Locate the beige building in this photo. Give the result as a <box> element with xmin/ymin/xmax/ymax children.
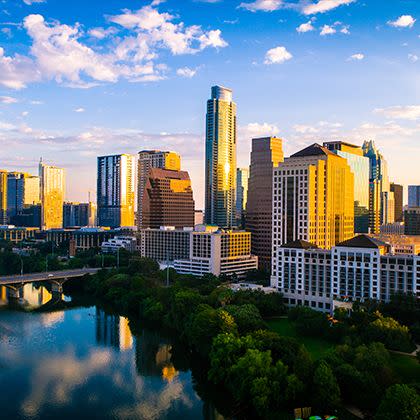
<box><xmin>246</xmin><ymin>137</ymin><xmax>284</xmax><ymax>271</ymax></box>
<box><xmin>39</xmin><ymin>161</ymin><xmax>65</xmax><ymax>230</ymax></box>
<box><xmin>138</xmin><ymin>151</ymin><xmax>181</xmax><ymax>229</ymax></box>
<box><xmin>272</xmin><ymin>143</ymin><xmax>354</xmax><ymax>281</ymax></box>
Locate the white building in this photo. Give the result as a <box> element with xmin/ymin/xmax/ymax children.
<box><xmin>101</xmin><ymin>236</ymin><xmax>137</xmax><ymax>253</ymax></box>
<box><xmin>174</xmin><ymin>226</ymin><xmax>258</xmax><ymax>278</ymax></box>
<box><xmin>271</xmin><ymin>235</ymin><xmax>419</xmax><ymax>313</ymax></box>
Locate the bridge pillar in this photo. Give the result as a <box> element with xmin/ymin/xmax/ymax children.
<box><xmin>51</xmin><ymin>282</ymin><xmax>63</xmax><ymax>294</ymax></box>
<box><xmin>7</xmin><ymin>288</ymin><xmax>20</xmax><ymax>300</ymax></box>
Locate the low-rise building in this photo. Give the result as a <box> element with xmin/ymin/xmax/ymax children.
<box><xmin>101</xmin><ymin>236</ymin><xmax>137</xmax><ymax>253</ymax></box>
<box><xmin>0</xmin><ymin>225</ymin><xmax>38</xmax><ymax>243</ymax></box>
<box><xmin>271</xmin><ymin>235</ymin><xmax>419</xmax><ymax>313</ymax></box>
<box><xmin>174</xmin><ymin>227</ymin><xmax>258</xmax><ymax>278</ymax></box>
<box><xmin>380</xmin><ymin>222</ymin><xmax>405</xmax><ymax>235</ymax></box>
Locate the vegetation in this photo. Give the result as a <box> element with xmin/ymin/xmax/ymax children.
<box><xmin>62</xmin><ymin>256</ymin><xmax>420</xmax><ymax>419</ymax></box>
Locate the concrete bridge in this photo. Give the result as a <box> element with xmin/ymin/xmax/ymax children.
<box><xmin>0</xmin><ymin>268</ymin><xmax>100</xmax><ymax>295</ymax></box>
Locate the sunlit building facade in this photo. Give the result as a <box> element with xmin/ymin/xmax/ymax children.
<box><xmin>138</xmin><ymin>150</ymin><xmax>181</xmax><ymax>229</ymax></box>
<box><xmin>323</xmin><ymin>142</ymin><xmax>370</xmax><ymax>234</ymax></box>
<box><xmin>235</xmin><ymin>167</ymin><xmax>249</xmax><ymax>228</ymax></box>
<box><xmin>246</xmin><ymin>137</ymin><xmax>284</xmax><ymax>271</ymax></box>
<box><xmin>272</xmin><ymin>144</ymin><xmax>354</xmax><ymax>282</ymax></box>
<box><xmin>97</xmin><ymin>154</ymin><xmax>136</xmax><ymax>228</ymax></box>
<box><xmin>39</xmin><ymin>161</ymin><xmax>65</xmax><ymax>230</ymax></box>
<box><xmin>390</xmin><ymin>183</ymin><xmax>403</xmax><ymax>222</ymax></box>
<box><xmin>205</xmin><ymin>85</ymin><xmax>237</xmax><ymax>228</ymax></box>
<box><xmin>0</xmin><ymin>170</ymin><xmax>7</xmax><ymax>224</ymax></box>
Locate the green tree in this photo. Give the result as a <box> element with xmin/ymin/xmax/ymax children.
<box><xmin>312</xmin><ymin>361</ymin><xmax>341</xmax><ymax>412</ymax></box>
<box><xmin>225</xmin><ymin>304</ymin><xmax>266</xmax><ymax>334</ymax></box>
<box><xmin>375</xmin><ymin>384</ymin><xmax>420</xmax><ymax>420</ymax></box>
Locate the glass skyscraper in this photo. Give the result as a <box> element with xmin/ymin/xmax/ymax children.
<box><xmin>235</xmin><ymin>167</ymin><xmax>248</xmax><ymax>228</ymax></box>
<box><xmin>408</xmin><ymin>186</ymin><xmax>420</xmax><ymax>207</ymax></box>
<box><xmin>323</xmin><ymin>142</ymin><xmax>370</xmax><ymax>233</ymax></box>
<box><xmin>205</xmin><ymin>85</ymin><xmax>237</xmax><ymax>228</ymax></box>
<box><xmin>7</xmin><ymin>172</ymin><xmax>40</xmax><ymax>220</ymax></box>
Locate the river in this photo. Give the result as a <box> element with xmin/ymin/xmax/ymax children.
<box><xmin>0</xmin><ymin>283</ymin><xmax>224</xmax><ymax>420</ymax></box>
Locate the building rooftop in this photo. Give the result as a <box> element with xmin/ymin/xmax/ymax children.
<box><xmin>337</xmin><ymin>234</ymin><xmax>388</xmax><ymax>249</ymax></box>
<box><xmin>281</xmin><ymin>239</ymin><xmax>319</xmax><ymax>250</ymax></box>
<box><xmin>291</xmin><ymin>143</ymin><xmax>336</xmax><ymax>158</ymax></box>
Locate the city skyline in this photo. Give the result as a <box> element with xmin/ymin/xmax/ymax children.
<box><xmin>0</xmin><ymin>0</ymin><xmax>419</xmax><ymax>207</ymax></box>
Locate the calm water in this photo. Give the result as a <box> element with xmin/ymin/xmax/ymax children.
<box><xmin>0</xmin><ymin>284</ymin><xmax>219</xmax><ymax>420</ymax></box>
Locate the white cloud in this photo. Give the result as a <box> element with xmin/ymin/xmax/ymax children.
<box><xmin>176</xmin><ymin>67</ymin><xmax>198</xmax><ymax>78</ymax></box>
<box><xmin>74</xmin><ymin>107</ymin><xmax>85</xmax><ymax>113</ymax></box>
<box><xmin>238</xmin><ymin>0</ymin><xmax>283</xmax><ymax>12</ymax></box>
<box><xmin>374</xmin><ymin>105</ymin><xmax>420</xmax><ymax>121</ymax></box>
<box><xmin>23</xmin><ymin>0</ymin><xmax>46</xmax><ymax>5</ymax></box>
<box><xmin>408</xmin><ymin>53</ymin><xmax>418</xmax><ymax>63</ymax></box>
<box><xmin>303</xmin><ymin>0</ymin><xmax>356</xmax><ymax>15</ymax></box>
<box><xmin>348</xmin><ymin>53</ymin><xmax>364</xmax><ymax>61</ymax></box>
<box><xmin>0</xmin><ymin>95</ymin><xmax>18</xmax><ymax>104</ymax></box>
<box><xmin>88</xmin><ymin>27</ymin><xmax>118</xmax><ymax>40</ymax></box>
<box><xmin>388</xmin><ymin>15</ymin><xmax>416</xmax><ymax>28</ymax></box>
<box><xmin>264</xmin><ymin>46</ymin><xmax>292</xmax><ymax>64</ymax></box>
<box><xmin>297</xmin><ymin>21</ymin><xmax>315</xmax><ymax>33</ymax></box>
<box><xmin>340</xmin><ymin>25</ymin><xmax>350</xmax><ymax>34</ymax></box>
<box><xmin>320</xmin><ymin>24</ymin><xmax>336</xmax><ymax>35</ymax></box>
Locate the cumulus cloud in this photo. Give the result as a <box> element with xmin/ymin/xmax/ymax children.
<box><xmin>176</xmin><ymin>67</ymin><xmax>198</xmax><ymax>78</ymax></box>
<box><xmin>320</xmin><ymin>24</ymin><xmax>336</xmax><ymax>35</ymax></box>
<box><xmin>238</xmin><ymin>0</ymin><xmax>284</xmax><ymax>12</ymax></box>
<box><xmin>320</xmin><ymin>22</ymin><xmax>349</xmax><ymax>36</ymax></box>
<box><xmin>348</xmin><ymin>53</ymin><xmax>364</xmax><ymax>61</ymax></box>
<box><xmin>408</xmin><ymin>54</ymin><xmax>418</xmax><ymax>63</ymax></box>
<box><xmin>0</xmin><ymin>2</ymin><xmax>227</xmax><ymax>89</ymax></box>
<box><xmin>264</xmin><ymin>46</ymin><xmax>292</xmax><ymax>64</ymax></box>
<box><xmin>374</xmin><ymin>105</ymin><xmax>420</xmax><ymax>121</ymax></box>
<box><xmin>388</xmin><ymin>15</ymin><xmax>416</xmax><ymax>28</ymax></box>
<box><xmin>297</xmin><ymin>21</ymin><xmax>315</xmax><ymax>33</ymax></box>
<box><xmin>303</xmin><ymin>0</ymin><xmax>356</xmax><ymax>15</ymax></box>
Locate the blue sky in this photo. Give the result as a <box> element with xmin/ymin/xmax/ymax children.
<box><xmin>0</xmin><ymin>0</ymin><xmax>419</xmax><ymax>208</ymax></box>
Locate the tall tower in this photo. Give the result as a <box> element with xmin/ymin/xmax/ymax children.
<box><xmin>246</xmin><ymin>137</ymin><xmax>284</xmax><ymax>271</ymax></box>
<box><xmin>0</xmin><ymin>170</ymin><xmax>7</xmax><ymax>225</ymax></box>
<box><xmin>7</xmin><ymin>172</ymin><xmax>40</xmax><ymax>220</ymax></box>
<box><xmin>39</xmin><ymin>161</ymin><xmax>65</xmax><ymax>230</ymax></box>
<box><xmin>138</xmin><ymin>151</ymin><xmax>181</xmax><ymax>229</ymax></box>
<box><xmin>272</xmin><ymin>144</ymin><xmax>354</xmax><ymax>255</ymax></box>
<box><xmin>205</xmin><ymin>85</ymin><xmax>237</xmax><ymax>228</ymax></box>
<box><xmin>362</xmin><ymin>141</ymin><xmax>393</xmax><ymax>233</ymax></box>
<box><xmin>236</xmin><ymin>168</ymin><xmax>249</xmax><ymax>228</ymax></box>
<box><xmin>408</xmin><ymin>186</ymin><xmax>420</xmax><ymax>207</ymax></box>
<box><xmin>323</xmin><ymin>141</ymin><xmax>370</xmax><ymax>234</ymax></box>
<box><xmin>390</xmin><ymin>183</ymin><xmax>403</xmax><ymax>222</ymax></box>
<box><xmin>97</xmin><ymin>154</ymin><xmax>136</xmax><ymax>228</ymax></box>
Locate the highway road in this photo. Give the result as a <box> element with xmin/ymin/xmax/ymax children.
<box><xmin>0</xmin><ymin>268</ymin><xmax>101</xmax><ymax>286</ymax></box>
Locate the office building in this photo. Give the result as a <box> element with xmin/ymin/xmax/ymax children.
<box><xmin>138</xmin><ymin>226</ymin><xmax>192</xmax><ymax>262</ymax></box>
<box><xmin>272</xmin><ymin>144</ymin><xmax>354</xmax><ymax>271</ymax></box>
<box><xmin>101</xmin><ymin>236</ymin><xmax>137</xmax><ymax>253</ymax></box>
<box><xmin>380</xmin><ymin>222</ymin><xmax>405</xmax><ymax>235</ymax></box>
<box><xmin>205</xmin><ymin>85</ymin><xmax>237</xmax><ymax>228</ymax></box>
<box><xmin>63</xmin><ymin>202</ymin><xmax>96</xmax><ymax>228</ymax></box>
<box><xmin>323</xmin><ymin>141</ymin><xmax>370</xmax><ymax>233</ymax></box>
<box><xmin>0</xmin><ymin>170</ymin><xmax>7</xmax><ymax>224</ymax></box>
<box><xmin>39</xmin><ymin>161</ymin><xmax>65</xmax><ymax>230</ymax></box>
<box><xmin>97</xmin><ymin>154</ymin><xmax>136</xmax><ymax>228</ymax></box>
<box><xmin>141</xmin><ymin>168</ymin><xmax>194</xmax><ymax>229</ymax></box>
<box><xmin>390</xmin><ymin>183</ymin><xmax>403</xmax><ymax>222</ymax></box>
<box><xmin>246</xmin><ymin>137</ymin><xmax>284</xmax><ymax>271</ymax></box>
<box><xmin>174</xmin><ymin>227</ymin><xmax>258</xmax><ymax>277</ymax></box>
<box><xmin>362</xmin><ymin>141</ymin><xmax>393</xmax><ymax>233</ymax></box>
<box><xmin>404</xmin><ymin>207</ymin><xmax>420</xmax><ymax>235</ymax></box>
<box><xmin>138</xmin><ymin>151</ymin><xmax>181</xmax><ymax>229</ymax></box>
<box><xmin>236</xmin><ymin>167</ymin><xmax>249</xmax><ymax>228</ymax></box>
<box><xmin>11</xmin><ymin>204</ymin><xmax>41</xmax><ymax>228</ymax></box>
<box><xmin>408</xmin><ymin>186</ymin><xmax>420</xmax><ymax>207</ymax></box>
<box><xmin>0</xmin><ymin>225</ymin><xmax>37</xmax><ymax>243</ymax></box>
<box><xmin>194</xmin><ymin>210</ymin><xmax>204</xmax><ymax>226</ymax></box>
<box><xmin>271</xmin><ymin>235</ymin><xmax>419</xmax><ymax>313</ymax></box>
<box><xmin>6</xmin><ymin>172</ymin><xmax>40</xmax><ymax>221</ymax></box>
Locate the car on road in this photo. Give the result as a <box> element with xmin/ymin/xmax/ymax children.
<box><xmin>48</xmin><ymin>274</ymin><xmax>54</xmax><ymax>277</ymax></box>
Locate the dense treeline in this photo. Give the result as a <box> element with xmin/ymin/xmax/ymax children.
<box><xmin>66</xmin><ymin>257</ymin><xmax>420</xmax><ymax>420</ymax></box>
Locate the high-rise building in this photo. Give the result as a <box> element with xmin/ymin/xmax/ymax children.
<box><xmin>39</xmin><ymin>161</ymin><xmax>65</xmax><ymax>230</ymax></box>
<box><xmin>63</xmin><ymin>202</ymin><xmax>95</xmax><ymax>228</ymax></box>
<box><xmin>390</xmin><ymin>183</ymin><xmax>403</xmax><ymax>222</ymax></box>
<box><xmin>236</xmin><ymin>168</ymin><xmax>249</xmax><ymax>228</ymax></box>
<box><xmin>408</xmin><ymin>186</ymin><xmax>420</xmax><ymax>207</ymax></box>
<box><xmin>0</xmin><ymin>170</ymin><xmax>7</xmax><ymax>224</ymax></box>
<box><xmin>205</xmin><ymin>85</ymin><xmax>237</xmax><ymax>228</ymax></box>
<box><xmin>271</xmin><ymin>144</ymin><xmax>354</xmax><ymax>281</ymax></box>
<box><xmin>141</xmin><ymin>168</ymin><xmax>194</xmax><ymax>229</ymax></box>
<box><xmin>323</xmin><ymin>142</ymin><xmax>370</xmax><ymax>234</ymax></box>
<box><xmin>7</xmin><ymin>172</ymin><xmax>40</xmax><ymax>220</ymax></box>
<box><xmin>404</xmin><ymin>207</ymin><xmax>420</xmax><ymax>235</ymax></box>
<box><xmin>138</xmin><ymin>151</ymin><xmax>181</xmax><ymax>229</ymax></box>
<box><xmin>97</xmin><ymin>154</ymin><xmax>136</xmax><ymax>228</ymax></box>
<box><xmin>246</xmin><ymin>137</ymin><xmax>284</xmax><ymax>271</ymax></box>
<box><xmin>362</xmin><ymin>141</ymin><xmax>393</xmax><ymax>233</ymax></box>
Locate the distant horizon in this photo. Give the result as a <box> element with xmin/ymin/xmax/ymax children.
<box><xmin>1</xmin><ymin>0</ymin><xmax>419</xmax><ymax>208</ymax></box>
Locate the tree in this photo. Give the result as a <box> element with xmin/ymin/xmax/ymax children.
<box><xmin>312</xmin><ymin>361</ymin><xmax>341</xmax><ymax>412</ymax></box>
<box><xmin>375</xmin><ymin>384</ymin><xmax>420</xmax><ymax>420</ymax></box>
<box><xmin>225</xmin><ymin>304</ymin><xmax>266</xmax><ymax>334</ymax></box>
